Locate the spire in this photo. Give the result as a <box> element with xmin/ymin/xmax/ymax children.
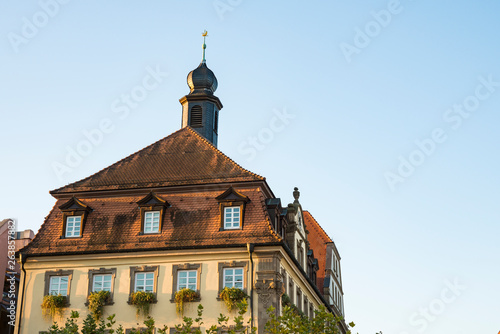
<box><xmin>179</xmin><ymin>32</ymin><xmax>223</xmax><ymax>147</ymax></box>
<box><xmin>202</xmin><ymin>30</ymin><xmax>208</xmax><ymax>63</ymax></box>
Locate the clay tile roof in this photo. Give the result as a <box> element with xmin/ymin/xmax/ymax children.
<box><xmin>304</xmin><ymin>211</ymin><xmax>332</xmax><ymax>243</ymax></box>
<box><xmin>23</xmin><ymin>187</ymin><xmax>281</xmax><ymax>256</ymax></box>
<box><xmin>303</xmin><ymin>211</ymin><xmax>331</xmax><ymax>290</ymax></box>
<box><xmin>51</xmin><ymin>127</ymin><xmax>264</xmax><ymax>194</ymax></box>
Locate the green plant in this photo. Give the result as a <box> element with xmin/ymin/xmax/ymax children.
<box><xmin>45</xmin><ymin>311</ymin><xmax>125</xmax><ymax>334</ymax></box>
<box><xmin>217</xmin><ymin>301</ymin><xmax>256</xmax><ymax>334</ymax></box>
<box><xmin>130</xmin><ymin>291</ymin><xmax>156</xmax><ymax>317</ymax></box>
<box><xmin>281</xmin><ymin>293</ymin><xmax>291</xmax><ymax>307</ymax></box>
<box><xmin>88</xmin><ymin>290</ymin><xmax>111</xmax><ymax>321</ymax></box>
<box><xmin>41</xmin><ymin>294</ymin><xmax>67</xmax><ymax>320</ymax></box>
<box><xmin>174</xmin><ymin>288</ymin><xmax>199</xmax><ymax>316</ymax></box>
<box><xmin>219</xmin><ymin>287</ymin><xmax>249</xmax><ymax>312</ymax></box>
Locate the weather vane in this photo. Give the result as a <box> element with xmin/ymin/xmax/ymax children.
<box><xmin>202</xmin><ymin>30</ymin><xmax>208</xmax><ymax>63</ymax></box>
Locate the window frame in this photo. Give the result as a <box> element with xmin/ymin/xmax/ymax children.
<box><xmin>59</xmin><ymin>197</ymin><xmax>91</xmax><ymax>239</ymax></box>
<box><xmin>64</xmin><ymin>215</ymin><xmax>82</xmax><ymax>238</ymax></box>
<box><xmin>289</xmin><ymin>279</ymin><xmax>294</xmax><ymax>304</ymax></box>
<box><xmin>135</xmin><ymin>272</ymin><xmax>156</xmax><ymax>292</ymax></box>
<box><xmin>136</xmin><ymin>192</ymin><xmax>170</xmax><ymax>235</ymax></box>
<box><xmin>296</xmin><ymin>287</ymin><xmax>302</xmax><ymax>312</ymax></box>
<box><xmin>128</xmin><ymin>266</ymin><xmax>159</xmax><ymax>303</ymax></box>
<box><xmin>49</xmin><ymin>276</ymin><xmax>69</xmax><ymax>296</ymax></box>
<box><xmin>217</xmin><ymin>261</ymin><xmax>249</xmax><ymax>296</ymax></box>
<box><xmin>143</xmin><ymin>210</ymin><xmax>161</xmax><ymax>234</ymax></box>
<box><xmin>303</xmin><ymin>296</ymin><xmax>308</xmax><ymax>318</ymax></box>
<box><xmin>171</xmin><ymin>263</ymin><xmax>202</xmax><ymax>302</ymax></box>
<box><xmin>92</xmin><ymin>274</ymin><xmax>112</xmax><ymax>292</ymax></box>
<box><xmin>190</xmin><ymin>105</ymin><xmax>203</xmax><ymax>128</ymax></box>
<box><xmin>44</xmin><ymin>270</ymin><xmax>73</xmax><ymax>305</ymax></box>
<box><xmin>223</xmin><ymin>206</ymin><xmax>241</xmax><ymax>230</ymax></box>
<box><xmin>222</xmin><ymin>267</ymin><xmax>244</xmax><ymax>290</ymax></box>
<box><xmin>177</xmin><ymin>269</ymin><xmax>198</xmax><ymax>291</ymax></box>
<box><xmin>87</xmin><ymin>268</ymin><xmax>116</xmax><ymax>305</ymax></box>
<box><xmin>216</xmin><ymin>187</ymin><xmax>250</xmax><ymax>231</ymax></box>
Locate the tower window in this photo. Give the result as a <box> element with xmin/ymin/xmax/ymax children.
<box><xmin>190</xmin><ymin>105</ymin><xmax>203</xmax><ymax>128</ymax></box>
<box><xmin>213</xmin><ymin>110</ymin><xmax>218</xmax><ymax>133</ymax></box>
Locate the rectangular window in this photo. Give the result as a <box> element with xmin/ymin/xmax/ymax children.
<box><xmin>135</xmin><ymin>272</ymin><xmax>155</xmax><ymax>292</ymax></box>
<box><xmin>49</xmin><ymin>276</ymin><xmax>69</xmax><ymax>296</ymax></box>
<box><xmin>224</xmin><ymin>206</ymin><xmax>240</xmax><ymax>229</ymax></box>
<box><xmin>144</xmin><ymin>211</ymin><xmax>160</xmax><ymax>233</ymax></box>
<box><xmin>177</xmin><ymin>270</ymin><xmax>197</xmax><ymax>291</ymax></box>
<box><xmin>65</xmin><ymin>216</ymin><xmax>81</xmax><ymax>237</ymax></box>
<box><xmin>296</xmin><ymin>289</ymin><xmax>302</xmax><ymax>311</ymax></box>
<box><xmin>223</xmin><ymin>268</ymin><xmax>244</xmax><ymax>289</ymax></box>
<box><xmin>93</xmin><ymin>274</ymin><xmax>112</xmax><ymax>292</ymax></box>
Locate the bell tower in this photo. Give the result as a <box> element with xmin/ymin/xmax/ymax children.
<box><xmin>179</xmin><ymin>31</ymin><xmax>223</xmax><ymax>147</ymax></box>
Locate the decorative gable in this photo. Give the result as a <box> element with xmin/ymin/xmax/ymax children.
<box><xmin>215</xmin><ymin>187</ymin><xmax>250</xmax><ymax>203</ymax></box>
<box><xmin>59</xmin><ymin>197</ymin><xmax>92</xmax><ymax>212</ymax></box>
<box><xmin>58</xmin><ymin>197</ymin><xmax>92</xmax><ymax>238</ymax></box>
<box><xmin>136</xmin><ymin>192</ymin><xmax>170</xmax><ymax>235</ymax></box>
<box><xmin>136</xmin><ymin>192</ymin><xmax>170</xmax><ymax>208</ymax></box>
<box><xmin>216</xmin><ymin>187</ymin><xmax>250</xmax><ymax>231</ymax></box>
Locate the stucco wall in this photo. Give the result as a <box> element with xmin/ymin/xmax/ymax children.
<box><xmin>18</xmin><ymin>248</ymin><xmax>255</xmax><ymax>333</ymax></box>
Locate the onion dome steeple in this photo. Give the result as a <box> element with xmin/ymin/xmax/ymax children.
<box><xmin>180</xmin><ymin>31</ymin><xmax>223</xmax><ymax>147</ymax></box>
<box><xmin>187</xmin><ymin>62</ymin><xmax>218</xmax><ymax>94</ymax></box>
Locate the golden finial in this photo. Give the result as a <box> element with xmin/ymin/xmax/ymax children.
<box><xmin>202</xmin><ymin>30</ymin><xmax>208</xmax><ymax>63</ymax></box>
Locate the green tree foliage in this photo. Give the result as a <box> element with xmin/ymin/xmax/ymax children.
<box><xmin>42</xmin><ymin>302</ymin><xmax>364</xmax><ymax>334</ymax></box>
<box><xmin>265</xmin><ymin>305</ymin><xmax>355</xmax><ymax>334</ymax></box>
<box><xmin>43</xmin><ymin>311</ymin><xmax>124</xmax><ymax>334</ymax></box>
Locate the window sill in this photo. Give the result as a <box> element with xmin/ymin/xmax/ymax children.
<box><xmin>127</xmin><ymin>299</ymin><xmax>157</xmax><ymax>305</ymax></box>
<box><xmin>84</xmin><ymin>301</ymin><xmax>114</xmax><ymax>307</ymax></box>
<box><xmin>169</xmin><ymin>297</ymin><xmax>201</xmax><ymax>303</ymax></box>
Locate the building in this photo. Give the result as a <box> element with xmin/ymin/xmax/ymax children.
<box><xmin>15</xmin><ymin>40</ymin><xmax>347</xmax><ymax>333</ymax></box>
<box><xmin>1</xmin><ymin>219</ymin><xmax>34</xmax><ymax>334</ymax></box>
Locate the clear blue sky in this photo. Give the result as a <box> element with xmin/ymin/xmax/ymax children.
<box><xmin>1</xmin><ymin>1</ymin><xmax>499</xmax><ymax>333</ymax></box>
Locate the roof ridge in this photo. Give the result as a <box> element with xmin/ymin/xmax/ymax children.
<box><xmin>185</xmin><ymin>126</ymin><xmax>265</xmax><ymax>181</ymax></box>
<box><xmin>304</xmin><ymin>210</ymin><xmax>333</xmax><ymax>243</ymax></box>
<box><xmin>51</xmin><ymin>127</ymin><xmax>190</xmax><ymax>194</ymax></box>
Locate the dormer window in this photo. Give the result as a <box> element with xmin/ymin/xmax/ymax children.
<box><xmin>216</xmin><ymin>187</ymin><xmax>250</xmax><ymax>231</ymax></box>
<box><xmin>224</xmin><ymin>206</ymin><xmax>241</xmax><ymax>229</ymax></box>
<box><xmin>59</xmin><ymin>197</ymin><xmax>91</xmax><ymax>239</ymax></box>
<box><xmin>65</xmin><ymin>216</ymin><xmax>81</xmax><ymax>238</ymax></box>
<box><xmin>136</xmin><ymin>192</ymin><xmax>170</xmax><ymax>235</ymax></box>
<box><xmin>144</xmin><ymin>211</ymin><xmax>160</xmax><ymax>233</ymax></box>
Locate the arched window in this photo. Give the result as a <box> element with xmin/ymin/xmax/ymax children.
<box><xmin>190</xmin><ymin>105</ymin><xmax>202</xmax><ymax>128</ymax></box>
